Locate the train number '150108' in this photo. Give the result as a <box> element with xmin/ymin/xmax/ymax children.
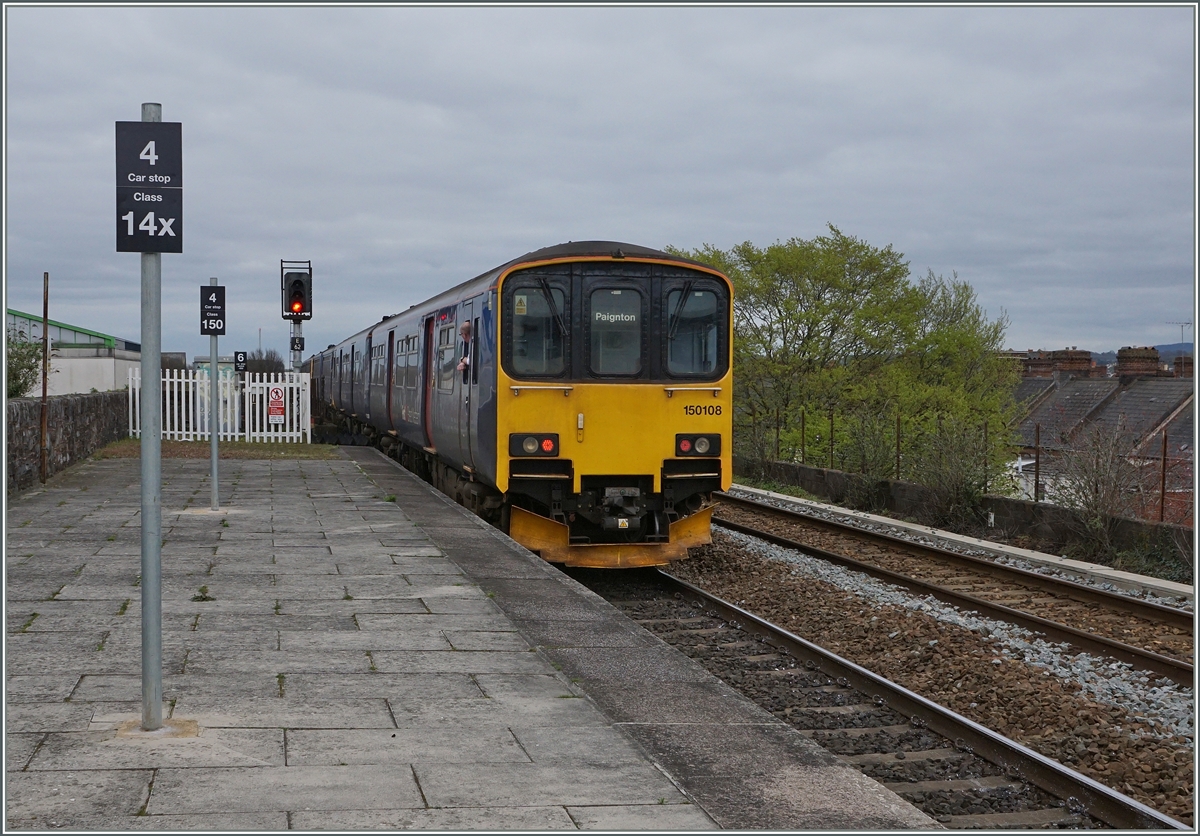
<box><xmin>684</xmin><ymin>404</ymin><xmax>722</xmax><ymax>416</ymax></box>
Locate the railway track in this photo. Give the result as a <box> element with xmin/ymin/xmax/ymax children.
<box><xmin>575</xmin><ymin>566</ymin><xmax>1190</xmax><ymax>830</ymax></box>
<box><xmin>714</xmin><ymin>492</ymin><xmax>1193</xmax><ymax>683</ymax></box>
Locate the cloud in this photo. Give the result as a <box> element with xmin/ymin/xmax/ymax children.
<box><xmin>4</xmin><ymin>5</ymin><xmax>1193</xmax><ymax>358</ymax></box>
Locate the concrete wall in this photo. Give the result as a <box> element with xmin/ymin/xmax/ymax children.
<box><xmin>7</xmin><ymin>392</ymin><xmax>129</xmax><ymax>495</ymax></box>
<box><xmin>45</xmin><ymin>347</ymin><xmax>140</xmax><ymax>396</ymax></box>
<box><xmin>734</xmin><ymin>456</ymin><xmax>1193</xmax><ymax>557</ymax></box>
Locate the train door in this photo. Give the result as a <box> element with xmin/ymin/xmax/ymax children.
<box><xmin>422</xmin><ymin>316</ymin><xmax>436</xmax><ymax>450</ymax></box>
<box><xmin>363</xmin><ymin>336</ymin><xmax>372</xmax><ymax>419</ymax></box>
<box><xmin>385</xmin><ymin>330</ymin><xmax>395</xmax><ymax>427</ymax></box>
<box><xmin>459</xmin><ymin>300</ymin><xmax>475</xmax><ymax>468</ymax></box>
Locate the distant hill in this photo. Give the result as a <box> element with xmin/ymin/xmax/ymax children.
<box><xmin>1089</xmin><ymin>343</ymin><xmax>1193</xmax><ymax>367</ymax></box>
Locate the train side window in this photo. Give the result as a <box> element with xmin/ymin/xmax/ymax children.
<box><xmin>589</xmin><ymin>288</ymin><xmax>642</xmax><ymax>376</ymax></box>
<box><xmin>437</xmin><ymin>326</ymin><xmax>456</xmax><ymax>392</ymax></box>
<box><xmin>510</xmin><ymin>286</ymin><xmax>567</xmax><ymax>376</ymax></box>
<box><xmin>665</xmin><ymin>289</ymin><xmax>720</xmax><ymax>376</ymax></box>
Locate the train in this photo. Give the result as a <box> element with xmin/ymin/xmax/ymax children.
<box><xmin>309</xmin><ymin>241</ymin><xmax>733</xmax><ymax>568</ymax></box>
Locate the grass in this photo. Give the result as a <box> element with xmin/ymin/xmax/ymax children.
<box><xmin>116</xmin><ymin>599</ymin><xmax>130</xmax><ymax>616</ymax></box>
<box><xmin>191</xmin><ymin>585</ymin><xmax>214</xmax><ymax>602</ymax></box>
<box><xmin>19</xmin><ymin>613</ymin><xmax>39</xmax><ymax>632</ymax></box>
<box><xmin>94</xmin><ymin>438</ymin><xmax>340</xmax><ymax>460</ymax></box>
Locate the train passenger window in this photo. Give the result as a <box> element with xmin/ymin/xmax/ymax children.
<box><xmin>437</xmin><ymin>326</ymin><xmax>456</xmax><ymax>391</ymax></box>
<box><xmin>666</xmin><ymin>289</ymin><xmax>719</xmax><ymax>375</ymax></box>
<box><xmin>511</xmin><ymin>287</ymin><xmax>566</xmax><ymax>376</ymax></box>
<box><xmin>589</xmin><ymin>289</ymin><xmax>642</xmax><ymax>376</ymax></box>
<box><xmin>407</xmin><ymin>347</ymin><xmax>418</xmax><ymax>389</ymax></box>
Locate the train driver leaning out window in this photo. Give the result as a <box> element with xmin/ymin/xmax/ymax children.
<box><xmin>457</xmin><ymin>320</ymin><xmax>472</xmax><ymax>383</ymax></box>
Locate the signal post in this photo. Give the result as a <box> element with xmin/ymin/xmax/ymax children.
<box><xmin>282</xmin><ymin>260</ymin><xmax>312</xmax><ymax>371</ymax></box>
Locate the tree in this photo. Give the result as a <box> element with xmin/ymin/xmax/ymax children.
<box><xmin>669</xmin><ymin>226</ymin><xmax>1019</xmax><ymax>511</ymax></box>
<box><xmin>1044</xmin><ymin>419</ymin><xmax>1142</xmax><ymax>557</ymax></box>
<box><xmin>245</xmin><ymin>348</ymin><xmax>285</xmax><ymax>374</ymax></box>
<box><xmin>7</xmin><ymin>329</ymin><xmax>43</xmax><ymax>399</ymax></box>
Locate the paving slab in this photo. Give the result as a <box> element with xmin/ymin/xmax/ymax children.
<box><xmin>7</xmin><ymin>450</ymin><xmax>935</xmax><ymax>831</ymax></box>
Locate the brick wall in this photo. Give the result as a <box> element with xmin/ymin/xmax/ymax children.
<box><xmin>6</xmin><ymin>392</ymin><xmax>128</xmax><ymax>495</ymax></box>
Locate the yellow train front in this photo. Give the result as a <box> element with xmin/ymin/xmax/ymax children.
<box><xmin>312</xmin><ymin>241</ymin><xmax>732</xmax><ymax>569</ymax></box>
<box><xmin>494</xmin><ymin>244</ymin><xmax>733</xmax><ymax>568</ymax></box>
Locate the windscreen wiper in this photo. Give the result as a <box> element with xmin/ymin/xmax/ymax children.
<box><xmin>667</xmin><ymin>281</ymin><xmax>694</xmax><ymax>341</ymax></box>
<box><xmin>539</xmin><ymin>277</ymin><xmax>568</xmax><ymax>340</ymax></box>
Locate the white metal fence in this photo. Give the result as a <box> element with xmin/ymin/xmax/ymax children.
<box><xmin>128</xmin><ymin>370</ymin><xmax>311</xmax><ymax>443</ymax></box>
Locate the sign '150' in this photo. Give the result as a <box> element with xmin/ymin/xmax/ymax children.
<box><xmin>115</xmin><ymin>121</ymin><xmax>183</xmax><ymax>253</ymax></box>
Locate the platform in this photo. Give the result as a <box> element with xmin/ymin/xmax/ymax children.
<box><xmin>5</xmin><ymin>447</ymin><xmax>934</xmax><ymax>830</ymax></box>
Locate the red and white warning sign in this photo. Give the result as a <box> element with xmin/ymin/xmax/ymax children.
<box><xmin>268</xmin><ymin>386</ymin><xmax>286</xmax><ymax>425</ymax></box>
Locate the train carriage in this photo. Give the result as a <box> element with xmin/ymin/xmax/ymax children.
<box><xmin>313</xmin><ymin>241</ymin><xmax>733</xmax><ymax>568</ymax></box>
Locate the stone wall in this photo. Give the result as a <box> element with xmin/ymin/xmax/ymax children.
<box><xmin>7</xmin><ymin>392</ymin><xmax>129</xmax><ymax>495</ymax></box>
<box><xmin>734</xmin><ymin>456</ymin><xmax>1193</xmax><ymax>558</ymax></box>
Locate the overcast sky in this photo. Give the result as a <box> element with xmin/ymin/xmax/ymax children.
<box><xmin>4</xmin><ymin>4</ymin><xmax>1195</xmax><ymax>363</ymax></box>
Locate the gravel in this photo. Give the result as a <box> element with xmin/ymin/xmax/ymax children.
<box><xmin>726</xmin><ymin>487</ymin><xmax>1194</xmax><ymax>612</ymax></box>
<box><xmin>721</xmin><ymin>527</ymin><xmax>1195</xmax><ymax>741</ymax></box>
<box><xmin>671</xmin><ymin>531</ymin><xmax>1195</xmax><ymax>823</ymax></box>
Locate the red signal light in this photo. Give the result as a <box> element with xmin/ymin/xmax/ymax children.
<box><xmin>541</xmin><ymin>438</ymin><xmax>555</xmax><ymax>453</ymax></box>
<box><xmin>679</xmin><ymin>438</ymin><xmax>692</xmax><ymax>453</ymax></box>
<box><xmin>291</xmin><ymin>300</ymin><xmax>304</xmax><ymax>312</ymax></box>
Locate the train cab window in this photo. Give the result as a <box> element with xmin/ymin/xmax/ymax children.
<box><xmin>589</xmin><ymin>288</ymin><xmax>642</xmax><ymax>376</ymax></box>
<box><xmin>665</xmin><ymin>289</ymin><xmax>720</xmax><ymax>376</ymax></box>
<box><xmin>509</xmin><ymin>286</ymin><xmax>567</xmax><ymax>376</ymax></box>
<box><xmin>437</xmin><ymin>326</ymin><xmax>456</xmax><ymax>391</ymax></box>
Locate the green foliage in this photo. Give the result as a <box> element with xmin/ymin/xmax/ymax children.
<box><xmin>669</xmin><ymin>225</ymin><xmax>1020</xmax><ymax>513</ymax></box>
<box><xmin>7</xmin><ymin>329</ymin><xmax>43</xmax><ymax>399</ymax></box>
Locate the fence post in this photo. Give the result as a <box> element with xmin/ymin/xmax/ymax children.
<box><xmin>895</xmin><ymin>412</ymin><xmax>901</xmax><ymax>480</ymax></box>
<box><xmin>1033</xmin><ymin>423</ymin><xmax>1041</xmax><ymax>502</ymax></box>
<box><xmin>982</xmin><ymin>419</ymin><xmax>988</xmax><ymax>495</ymax></box>
<box><xmin>774</xmin><ymin>407</ymin><xmax>780</xmax><ymax>461</ymax></box>
<box><xmin>1160</xmin><ymin>431</ymin><xmax>1168</xmax><ymax>522</ymax></box>
<box><xmin>800</xmin><ymin>409</ymin><xmax>806</xmax><ymax>465</ymax></box>
<box><xmin>828</xmin><ymin>409</ymin><xmax>834</xmax><ymax>470</ymax></box>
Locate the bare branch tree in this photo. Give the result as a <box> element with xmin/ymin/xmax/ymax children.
<box><xmin>1044</xmin><ymin>419</ymin><xmax>1142</xmax><ymax>557</ymax></box>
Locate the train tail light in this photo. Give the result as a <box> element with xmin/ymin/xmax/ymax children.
<box><xmin>510</xmin><ymin>433</ymin><xmax>559</xmax><ymax>457</ymax></box>
<box><xmin>676</xmin><ymin>434</ymin><xmax>720</xmax><ymax>457</ymax></box>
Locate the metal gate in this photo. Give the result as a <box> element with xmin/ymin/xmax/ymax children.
<box><xmin>129</xmin><ymin>370</ymin><xmax>311</xmax><ymax>443</ymax></box>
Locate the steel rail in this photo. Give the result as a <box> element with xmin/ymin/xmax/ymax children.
<box><xmin>658</xmin><ymin>571</ymin><xmax>1190</xmax><ymax>831</ymax></box>
<box><xmin>714</xmin><ymin>515</ymin><xmax>1192</xmax><ymax>682</ymax></box>
<box><xmin>717</xmin><ymin>492</ymin><xmax>1192</xmax><ymax>629</ymax></box>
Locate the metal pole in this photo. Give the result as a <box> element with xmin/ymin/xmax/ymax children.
<box><xmin>1159</xmin><ymin>431</ymin><xmax>1168</xmax><ymax>523</ymax></box>
<box><xmin>800</xmin><ymin>409</ymin><xmax>806</xmax><ymax>465</ymax></box>
<box><xmin>39</xmin><ymin>272</ymin><xmax>49</xmax><ymax>484</ymax></box>
<box><xmin>828</xmin><ymin>409</ymin><xmax>834</xmax><ymax>470</ymax></box>
<box><xmin>982</xmin><ymin>420</ymin><xmax>989</xmax><ymax>495</ymax></box>
<box><xmin>1033</xmin><ymin>423</ymin><xmax>1041</xmax><ymax>503</ymax></box>
<box><xmin>895</xmin><ymin>412</ymin><xmax>901</xmax><ymax>480</ymax></box>
<box><xmin>139</xmin><ymin>102</ymin><xmax>163</xmax><ymax>731</ymax></box>
<box><xmin>210</xmin><ymin>277</ymin><xmax>219</xmax><ymax>511</ymax></box>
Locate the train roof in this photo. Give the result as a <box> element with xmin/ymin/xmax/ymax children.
<box><xmin>505</xmin><ymin>240</ymin><xmax>711</xmax><ymax>269</ymax></box>
<box><xmin>310</xmin><ymin>241</ymin><xmax>722</xmax><ymax>360</ymax></box>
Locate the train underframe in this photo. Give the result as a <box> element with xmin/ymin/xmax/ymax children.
<box><xmin>317</xmin><ymin>406</ymin><xmax>716</xmax><ymax>568</ymax></box>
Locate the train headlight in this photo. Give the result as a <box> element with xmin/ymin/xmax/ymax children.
<box><xmin>522</xmin><ymin>436</ymin><xmax>539</xmax><ymax>454</ymax></box>
<box><xmin>694</xmin><ymin>436</ymin><xmax>711</xmax><ymax>454</ymax></box>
